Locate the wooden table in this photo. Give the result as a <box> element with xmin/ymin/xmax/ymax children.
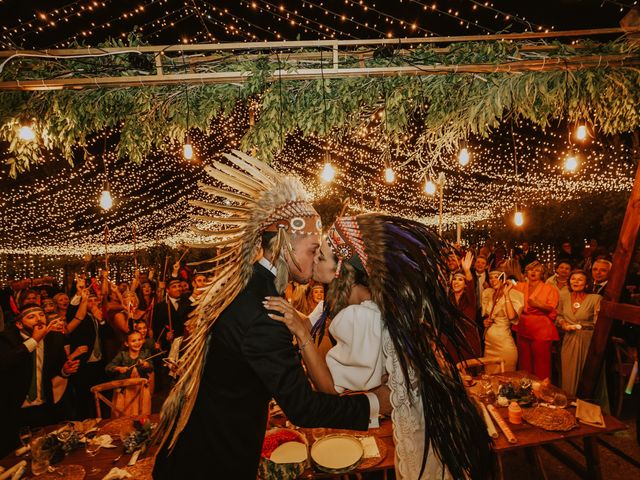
<box><xmin>0</xmin><ymin>416</ymin><xmax>159</xmax><ymax>480</ymax></box>
<box><xmin>472</xmin><ymin>372</ymin><xmax>629</xmax><ymax>480</ymax></box>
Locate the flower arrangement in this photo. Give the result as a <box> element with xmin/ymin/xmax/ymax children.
<box><xmin>40</xmin><ymin>424</ymin><xmax>82</xmax><ymax>464</ymax></box>
<box><xmin>122</xmin><ymin>416</ymin><xmax>155</xmax><ymax>454</ymax></box>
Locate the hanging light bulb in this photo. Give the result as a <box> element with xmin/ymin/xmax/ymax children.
<box><xmin>458</xmin><ymin>143</ymin><xmax>470</xmax><ymax>166</ymax></box>
<box><xmin>514</xmin><ymin>209</ymin><xmax>524</xmax><ymax>227</ymax></box>
<box><xmin>424</xmin><ymin>178</ymin><xmax>437</xmax><ymax>195</ymax></box>
<box><xmin>18</xmin><ymin>124</ymin><xmax>36</xmax><ymax>141</ymax></box>
<box><xmin>320</xmin><ymin>162</ymin><xmax>336</xmax><ymax>183</ymax></box>
<box><xmin>384</xmin><ymin>167</ymin><xmax>395</xmax><ymax>183</ymax></box>
<box><xmin>183</xmin><ymin>134</ymin><xmax>194</xmax><ymax>160</ymax></box>
<box><xmin>575</xmin><ymin>124</ymin><xmax>588</xmax><ymax>141</ymax></box>
<box><xmin>564</xmin><ymin>153</ymin><xmax>579</xmax><ymax>172</ymax></box>
<box><xmin>99</xmin><ymin>181</ymin><xmax>113</xmax><ymax>211</ymax></box>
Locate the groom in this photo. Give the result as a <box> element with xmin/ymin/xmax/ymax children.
<box><xmin>153</xmin><ymin>179</ymin><xmax>390</xmax><ymax>479</ymax></box>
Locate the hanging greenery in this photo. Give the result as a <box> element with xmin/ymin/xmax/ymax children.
<box><xmin>1</xmin><ymin>35</ymin><xmax>640</xmax><ymax>176</ymax></box>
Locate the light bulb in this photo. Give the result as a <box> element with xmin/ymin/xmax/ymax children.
<box><xmin>514</xmin><ymin>210</ymin><xmax>524</xmax><ymax>227</ymax></box>
<box><xmin>564</xmin><ymin>154</ymin><xmax>578</xmax><ymax>172</ymax></box>
<box><xmin>384</xmin><ymin>167</ymin><xmax>395</xmax><ymax>183</ymax></box>
<box><xmin>575</xmin><ymin>125</ymin><xmax>587</xmax><ymax>141</ymax></box>
<box><xmin>424</xmin><ymin>179</ymin><xmax>436</xmax><ymax>195</ymax></box>
<box><xmin>183</xmin><ymin>142</ymin><xmax>194</xmax><ymax>160</ymax></box>
<box><xmin>458</xmin><ymin>147</ymin><xmax>470</xmax><ymax>166</ymax></box>
<box><xmin>99</xmin><ymin>187</ymin><xmax>113</xmax><ymax>211</ymax></box>
<box><xmin>320</xmin><ymin>162</ymin><xmax>336</xmax><ymax>183</ymax></box>
<box><xmin>18</xmin><ymin>125</ymin><xmax>36</xmax><ymax>141</ymax></box>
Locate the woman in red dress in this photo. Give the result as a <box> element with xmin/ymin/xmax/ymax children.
<box><xmin>515</xmin><ymin>261</ymin><xmax>559</xmax><ymax>379</ymax></box>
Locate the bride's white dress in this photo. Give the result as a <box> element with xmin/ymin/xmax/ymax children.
<box><xmin>324</xmin><ymin>300</ymin><xmax>452</xmax><ymax>479</ymax></box>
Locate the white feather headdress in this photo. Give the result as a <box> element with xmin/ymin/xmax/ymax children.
<box><xmin>154</xmin><ymin>150</ymin><xmax>321</xmax><ymax>450</ymax></box>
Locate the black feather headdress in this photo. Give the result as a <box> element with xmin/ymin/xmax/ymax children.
<box><xmin>327</xmin><ymin>214</ymin><xmax>493</xmax><ymax>479</ymax></box>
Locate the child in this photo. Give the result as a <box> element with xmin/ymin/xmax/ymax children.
<box><xmin>105</xmin><ymin>330</ymin><xmax>153</xmax><ymax>415</ymax></box>
<box><xmin>106</xmin><ymin>330</ymin><xmax>153</xmax><ymax>380</ymax></box>
<box><xmin>133</xmin><ymin>318</ymin><xmax>157</xmax><ymax>353</ymax></box>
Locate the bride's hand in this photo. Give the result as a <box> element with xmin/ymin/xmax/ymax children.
<box><xmin>264</xmin><ymin>296</ymin><xmax>309</xmax><ymax>340</ymax></box>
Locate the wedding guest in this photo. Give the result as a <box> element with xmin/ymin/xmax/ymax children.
<box><xmin>515</xmin><ymin>261</ymin><xmax>559</xmax><ymax>380</ymax></box>
<box><xmin>519</xmin><ymin>241</ymin><xmax>538</xmax><ymax>272</ymax></box>
<box><xmin>591</xmin><ymin>259</ymin><xmax>612</xmax><ymax>295</ymax></box>
<box><xmin>482</xmin><ymin>271</ymin><xmax>524</xmax><ymax>373</ymax></box>
<box><xmin>546</xmin><ymin>260</ymin><xmax>572</xmax><ymax>293</ymax></box>
<box><xmin>557</xmin><ymin>270</ymin><xmax>602</xmax><ymax>396</ymax></box>
<box><xmin>0</xmin><ymin>304</ymin><xmax>79</xmax><ymax>456</ymax></box>
<box><xmin>448</xmin><ymin>252</ymin><xmax>482</xmax><ymax>361</ymax></box>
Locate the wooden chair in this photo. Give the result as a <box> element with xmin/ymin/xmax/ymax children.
<box><xmin>456</xmin><ymin>356</ymin><xmax>505</xmax><ymax>375</ymax></box>
<box><xmin>611</xmin><ymin>337</ymin><xmax>635</xmax><ymax>417</ymax></box>
<box><xmin>90</xmin><ymin>378</ymin><xmax>149</xmax><ymax>419</ymax></box>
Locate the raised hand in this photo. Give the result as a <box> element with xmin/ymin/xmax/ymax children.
<box><xmin>461</xmin><ymin>251</ymin><xmax>474</xmax><ymax>273</ymax></box>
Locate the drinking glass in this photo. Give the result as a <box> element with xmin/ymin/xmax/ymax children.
<box><xmin>30</xmin><ymin>436</ymin><xmax>53</xmax><ymax>476</ymax></box>
<box><xmin>19</xmin><ymin>427</ymin><xmax>32</xmax><ymax>449</ymax></box>
<box><xmin>553</xmin><ymin>393</ymin><xmax>568</xmax><ymax>408</ymax></box>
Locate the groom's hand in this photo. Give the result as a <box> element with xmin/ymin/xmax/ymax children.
<box><xmin>370</xmin><ymin>384</ymin><xmax>391</xmax><ymax>416</ymax></box>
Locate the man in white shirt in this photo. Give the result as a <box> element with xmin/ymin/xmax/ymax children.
<box><xmin>591</xmin><ymin>259</ymin><xmax>612</xmax><ymax>296</ymax></box>
<box><xmin>0</xmin><ymin>305</ymin><xmax>79</xmax><ymax>456</ymax></box>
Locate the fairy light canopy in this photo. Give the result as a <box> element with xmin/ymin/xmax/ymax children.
<box><xmin>0</xmin><ymin>0</ymin><xmax>638</xmax><ymax>256</ymax></box>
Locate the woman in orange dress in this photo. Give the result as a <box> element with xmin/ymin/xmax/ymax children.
<box><xmin>515</xmin><ymin>261</ymin><xmax>559</xmax><ymax>380</ymax></box>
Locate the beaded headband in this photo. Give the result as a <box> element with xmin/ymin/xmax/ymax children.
<box><xmin>262</xmin><ymin>200</ymin><xmax>322</xmax><ymax>235</ymax></box>
<box><xmin>327</xmin><ymin>216</ymin><xmax>368</xmax><ymax>277</ymax></box>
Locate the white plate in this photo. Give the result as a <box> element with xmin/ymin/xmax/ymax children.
<box><xmin>270</xmin><ymin>441</ymin><xmax>307</xmax><ymax>464</ymax></box>
<box><xmin>310</xmin><ymin>434</ymin><xmax>363</xmax><ymax>471</ymax></box>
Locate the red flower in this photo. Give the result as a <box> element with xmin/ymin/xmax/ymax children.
<box><xmin>260</xmin><ymin>429</ymin><xmax>304</xmax><ymax>458</ymax></box>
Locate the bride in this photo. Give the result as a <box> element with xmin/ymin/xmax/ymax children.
<box><xmin>265</xmin><ymin>214</ymin><xmax>492</xmax><ymax>480</ymax></box>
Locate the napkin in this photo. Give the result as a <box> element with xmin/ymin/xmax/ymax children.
<box><xmin>359</xmin><ymin>436</ymin><xmax>380</xmax><ymax>458</ymax></box>
<box><xmin>88</xmin><ymin>434</ymin><xmax>117</xmax><ymax>449</ymax></box>
<box><xmin>101</xmin><ymin>467</ymin><xmax>132</xmax><ymax>480</ymax></box>
<box><xmin>575</xmin><ymin>399</ymin><xmax>606</xmax><ymax>428</ymax></box>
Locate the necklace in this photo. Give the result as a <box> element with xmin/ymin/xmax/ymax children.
<box><xmin>572</xmin><ymin>292</ymin><xmax>585</xmax><ymax>310</ymax></box>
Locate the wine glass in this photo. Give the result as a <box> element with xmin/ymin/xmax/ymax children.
<box><xmin>19</xmin><ymin>427</ymin><xmax>32</xmax><ymax>449</ymax></box>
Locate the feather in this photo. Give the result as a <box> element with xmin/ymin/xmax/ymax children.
<box><xmin>191</xmin><ymin>215</ymin><xmax>246</xmax><ymax>225</ymax></box>
<box><xmin>204</xmin><ymin>166</ymin><xmax>260</xmax><ymax>196</ymax></box>
<box><xmin>222</xmin><ymin>151</ymin><xmax>275</xmax><ymax>186</ymax></box>
<box><xmin>190</xmin><ymin>226</ymin><xmax>244</xmax><ymax>237</ymax></box>
<box><xmin>197</xmin><ymin>183</ymin><xmax>253</xmax><ymax>204</ymax></box>
<box><xmin>189</xmin><ymin>199</ymin><xmax>250</xmax><ymax>215</ymax></box>
<box><xmin>353</xmin><ymin>214</ymin><xmax>493</xmax><ymax>480</ymax></box>
<box><xmin>231</xmin><ymin>149</ymin><xmax>278</xmax><ymax>176</ymax></box>
<box><xmin>210</xmin><ymin>161</ymin><xmax>268</xmax><ymax>191</ymax></box>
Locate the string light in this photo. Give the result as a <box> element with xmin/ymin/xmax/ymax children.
<box><xmin>424</xmin><ymin>178</ymin><xmax>437</xmax><ymax>195</ymax></box>
<box><xmin>18</xmin><ymin>125</ymin><xmax>36</xmax><ymax>141</ymax></box>
<box><xmin>514</xmin><ymin>209</ymin><xmax>524</xmax><ymax>227</ymax></box>
<box><xmin>384</xmin><ymin>166</ymin><xmax>395</xmax><ymax>183</ymax></box>
<box><xmin>564</xmin><ymin>152</ymin><xmax>579</xmax><ymax>173</ymax></box>
<box><xmin>99</xmin><ymin>180</ymin><xmax>113</xmax><ymax>210</ymax></box>
<box><xmin>183</xmin><ymin>136</ymin><xmax>194</xmax><ymax>160</ymax></box>
<box><xmin>458</xmin><ymin>142</ymin><xmax>470</xmax><ymax>166</ymax></box>
<box><xmin>575</xmin><ymin>124</ymin><xmax>588</xmax><ymax>141</ymax></box>
<box><xmin>320</xmin><ymin>159</ymin><xmax>336</xmax><ymax>182</ymax></box>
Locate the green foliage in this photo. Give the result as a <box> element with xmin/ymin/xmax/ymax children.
<box><xmin>2</xmin><ymin>37</ymin><xmax>640</xmax><ymax>176</ymax></box>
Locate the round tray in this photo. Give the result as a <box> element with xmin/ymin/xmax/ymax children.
<box><xmin>522</xmin><ymin>406</ymin><xmax>577</xmax><ymax>431</ymax></box>
<box><xmin>310</xmin><ymin>434</ymin><xmax>363</xmax><ymax>474</ymax></box>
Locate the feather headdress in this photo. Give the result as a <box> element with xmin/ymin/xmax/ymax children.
<box><xmin>326</xmin><ymin>214</ymin><xmax>493</xmax><ymax>479</ymax></box>
<box><xmin>154</xmin><ymin>150</ymin><xmax>321</xmax><ymax>451</ymax></box>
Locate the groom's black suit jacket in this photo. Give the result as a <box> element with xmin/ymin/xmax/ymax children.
<box><xmin>153</xmin><ymin>263</ymin><xmax>370</xmax><ymax>479</ymax></box>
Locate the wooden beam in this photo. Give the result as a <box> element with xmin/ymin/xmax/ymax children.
<box><xmin>577</xmin><ymin>130</ymin><xmax>640</xmax><ymax>398</ymax></box>
<box><xmin>0</xmin><ymin>27</ymin><xmax>638</xmax><ymax>58</ymax></box>
<box><xmin>2</xmin><ymin>53</ymin><xmax>638</xmax><ymax>91</ymax></box>
<box><xmin>599</xmin><ymin>300</ymin><xmax>640</xmax><ymax>325</ymax></box>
